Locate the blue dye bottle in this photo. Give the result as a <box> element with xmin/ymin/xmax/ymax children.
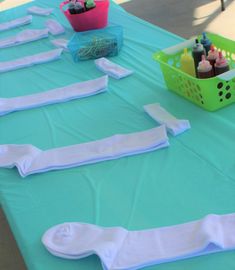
<box><xmin>200</xmin><ymin>32</ymin><xmax>212</xmax><ymax>55</ymax></box>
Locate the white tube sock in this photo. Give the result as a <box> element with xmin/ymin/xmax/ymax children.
<box><xmin>42</xmin><ymin>213</ymin><xmax>235</xmax><ymax>270</ymax></box>
<box><xmin>45</xmin><ymin>19</ymin><xmax>65</xmax><ymax>36</ymax></box>
<box><xmin>0</xmin><ymin>29</ymin><xmax>49</xmax><ymax>49</ymax></box>
<box><xmin>0</xmin><ymin>48</ymin><xmax>63</xmax><ymax>73</ymax></box>
<box><xmin>144</xmin><ymin>103</ymin><xmax>191</xmax><ymax>136</ymax></box>
<box><xmin>0</xmin><ymin>126</ymin><xmax>168</xmax><ymax>177</ymax></box>
<box><xmin>95</xmin><ymin>58</ymin><xmax>133</xmax><ymax>79</ymax></box>
<box><xmin>27</xmin><ymin>6</ymin><xmax>54</xmax><ymax>16</ymax></box>
<box><xmin>0</xmin><ymin>15</ymin><xmax>32</xmax><ymax>32</ymax></box>
<box><xmin>51</xmin><ymin>39</ymin><xmax>69</xmax><ymax>51</ymax></box>
<box><xmin>0</xmin><ymin>76</ymin><xmax>108</xmax><ymax>116</ymax></box>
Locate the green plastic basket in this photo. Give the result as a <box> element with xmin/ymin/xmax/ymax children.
<box><xmin>153</xmin><ymin>33</ymin><xmax>235</xmax><ymax>111</ymax></box>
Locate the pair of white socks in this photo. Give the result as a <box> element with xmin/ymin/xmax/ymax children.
<box><xmin>0</xmin><ymin>76</ymin><xmax>108</xmax><ymax>116</ymax></box>
<box><xmin>51</xmin><ymin>39</ymin><xmax>69</xmax><ymax>51</ymax></box>
<box><xmin>0</xmin><ymin>15</ymin><xmax>32</xmax><ymax>32</ymax></box>
<box><xmin>95</xmin><ymin>58</ymin><xmax>133</xmax><ymax>79</ymax></box>
<box><xmin>0</xmin><ymin>21</ymin><xmax>65</xmax><ymax>49</ymax></box>
<box><xmin>144</xmin><ymin>103</ymin><xmax>190</xmax><ymax>136</ymax></box>
<box><xmin>0</xmin><ymin>101</ymin><xmax>190</xmax><ymax>177</ymax></box>
<box><xmin>45</xmin><ymin>19</ymin><xmax>65</xmax><ymax>36</ymax></box>
<box><xmin>0</xmin><ymin>29</ymin><xmax>49</xmax><ymax>49</ymax></box>
<box><xmin>0</xmin><ymin>48</ymin><xmax>63</xmax><ymax>73</ymax></box>
<box><xmin>27</xmin><ymin>6</ymin><xmax>54</xmax><ymax>16</ymax></box>
<box><xmin>0</xmin><ymin>125</ymin><xmax>168</xmax><ymax>177</ymax></box>
<box><xmin>42</xmin><ymin>213</ymin><xmax>235</xmax><ymax>270</ymax></box>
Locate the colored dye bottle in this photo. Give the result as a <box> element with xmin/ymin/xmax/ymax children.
<box><xmin>85</xmin><ymin>0</ymin><xmax>96</xmax><ymax>10</ymax></box>
<box><xmin>180</xmin><ymin>48</ymin><xmax>196</xmax><ymax>77</ymax></box>
<box><xmin>197</xmin><ymin>55</ymin><xmax>214</xmax><ymax>79</ymax></box>
<box><xmin>207</xmin><ymin>45</ymin><xmax>218</xmax><ymax>68</ymax></box>
<box><xmin>74</xmin><ymin>1</ymin><xmax>85</xmax><ymax>14</ymax></box>
<box><xmin>200</xmin><ymin>32</ymin><xmax>212</xmax><ymax>55</ymax></box>
<box><xmin>192</xmin><ymin>39</ymin><xmax>205</xmax><ymax>77</ymax></box>
<box><xmin>214</xmin><ymin>51</ymin><xmax>230</xmax><ymax>75</ymax></box>
<box><xmin>68</xmin><ymin>0</ymin><xmax>76</xmax><ymax>14</ymax></box>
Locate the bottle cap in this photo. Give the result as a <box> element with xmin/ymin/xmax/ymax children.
<box><xmin>193</xmin><ymin>38</ymin><xmax>204</xmax><ymax>52</ymax></box>
<box><xmin>198</xmin><ymin>55</ymin><xmax>212</xmax><ymax>72</ymax></box>
<box><xmin>207</xmin><ymin>45</ymin><xmax>218</xmax><ymax>60</ymax></box>
<box><xmin>86</xmin><ymin>0</ymin><xmax>96</xmax><ymax>8</ymax></box>
<box><xmin>200</xmin><ymin>32</ymin><xmax>212</xmax><ymax>46</ymax></box>
<box><xmin>215</xmin><ymin>51</ymin><xmax>228</xmax><ymax>67</ymax></box>
<box><xmin>68</xmin><ymin>1</ymin><xmax>75</xmax><ymax>7</ymax></box>
<box><xmin>181</xmin><ymin>48</ymin><xmax>193</xmax><ymax>62</ymax></box>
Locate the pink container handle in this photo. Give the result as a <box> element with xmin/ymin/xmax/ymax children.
<box><xmin>60</xmin><ymin>1</ymin><xmax>69</xmax><ymax>14</ymax></box>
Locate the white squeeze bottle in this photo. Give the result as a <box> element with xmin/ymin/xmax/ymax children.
<box><xmin>180</xmin><ymin>48</ymin><xmax>196</xmax><ymax>77</ymax></box>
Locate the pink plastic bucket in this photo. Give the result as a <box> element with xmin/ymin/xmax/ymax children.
<box><xmin>60</xmin><ymin>0</ymin><xmax>109</xmax><ymax>32</ymax></box>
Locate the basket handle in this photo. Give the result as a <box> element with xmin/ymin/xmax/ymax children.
<box><xmin>162</xmin><ymin>39</ymin><xmax>195</xmax><ymax>55</ymax></box>
<box><xmin>217</xmin><ymin>69</ymin><xmax>235</xmax><ymax>81</ymax></box>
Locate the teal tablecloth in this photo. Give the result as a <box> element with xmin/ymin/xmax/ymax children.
<box><xmin>0</xmin><ymin>1</ymin><xmax>235</xmax><ymax>270</ymax></box>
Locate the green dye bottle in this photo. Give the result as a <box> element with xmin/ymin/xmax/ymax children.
<box><xmin>85</xmin><ymin>0</ymin><xmax>96</xmax><ymax>10</ymax></box>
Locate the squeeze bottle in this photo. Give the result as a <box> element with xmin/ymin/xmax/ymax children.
<box><xmin>214</xmin><ymin>51</ymin><xmax>230</xmax><ymax>75</ymax></box>
<box><xmin>200</xmin><ymin>32</ymin><xmax>212</xmax><ymax>55</ymax></box>
<box><xmin>180</xmin><ymin>48</ymin><xmax>196</xmax><ymax>77</ymax></box>
<box><xmin>192</xmin><ymin>39</ymin><xmax>205</xmax><ymax>77</ymax></box>
<box><xmin>207</xmin><ymin>45</ymin><xmax>218</xmax><ymax>68</ymax></box>
<box><xmin>197</xmin><ymin>55</ymin><xmax>214</xmax><ymax>79</ymax></box>
<box><xmin>74</xmin><ymin>1</ymin><xmax>85</xmax><ymax>14</ymax></box>
<box><xmin>85</xmin><ymin>0</ymin><xmax>96</xmax><ymax>10</ymax></box>
<box><xmin>68</xmin><ymin>0</ymin><xmax>76</xmax><ymax>14</ymax></box>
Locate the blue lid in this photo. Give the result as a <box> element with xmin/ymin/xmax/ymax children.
<box><xmin>200</xmin><ymin>32</ymin><xmax>212</xmax><ymax>46</ymax></box>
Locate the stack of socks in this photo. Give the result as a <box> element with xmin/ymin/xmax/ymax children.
<box><xmin>0</xmin><ymin>29</ymin><xmax>49</xmax><ymax>49</ymax></box>
<box><xmin>0</xmin><ymin>48</ymin><xmax>63</xmax><ymax>73</ymax></box>
<box><xmin>95</xmin><ymin>57</ymin><xmax>133</xmax><ymax>79</ymax></box>
<box><xmin>27</xmin><ymin>6</ymin><xmax>54</xmax><ymax>16</ymax></box>
<box><xmin>51</xmin><ymin>39</ymin><xmax>69</xmax><ymax>51</ymax></box>
<box><xmin>42</xmin><ymin>213</ymin><xmax>235</xmax><ymax>270</ymax></box>
<box><xmin>45</xmin><ymin>19</ymin><xmax>65</xmax><ymax>36</ymax></box>
<box><xmin>0</xmin><ymin>15</ymin><xmax>32</xmax><ymax>32</ymax></box>
<box><xmin>0</xmin><ymin>125</ymin><xmax>168</xmax><ymax>177</ymax></box>
<box><xmin>0</xmin><ymin>76</ymin><xmax>108</xmax><ymax>116</ymax></box>
<box><xmin>144</xmin><ymin>103</ymin><xmax>190</xmax><ymax>136</ymax></box>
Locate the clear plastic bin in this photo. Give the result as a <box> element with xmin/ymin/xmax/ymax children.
<box><xmin>68</xmin><ymin>25</ymin><xmax>123</xmax><ymax>61</ymax></box>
